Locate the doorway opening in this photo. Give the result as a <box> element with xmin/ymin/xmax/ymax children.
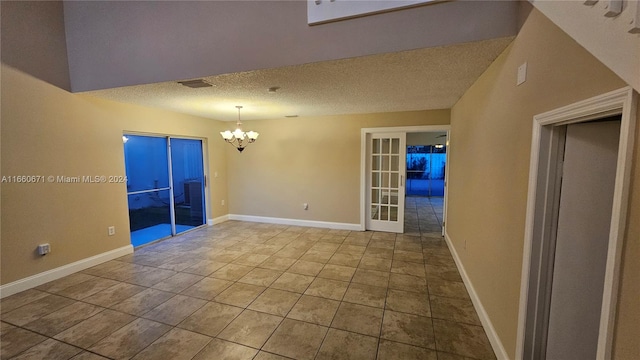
<box><xmin>360</xmin><ymin>125</ymin><xmax>450</xmax><ymax>234</ymax></box>
<box><xmin>404</xmin><ymin>131</ymin><xmax>447</xmax><ymax>236</ymax></box>
<box><xmin>406</xmin><ymin>132</ymin><xmax>447</xmax><ymax>197</ymax></box>
<box><xmin>516</xmin><ymin>87</ymin><xmax>637</xmax><ymax>359</ymax></box>
<box><xmin>123</xmin><ymin>134</ymin><xmax>207</xmax><ymax>247</ymax></box>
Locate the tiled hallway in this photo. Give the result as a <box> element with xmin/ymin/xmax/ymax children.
<box><xmin>404</xmin><ymin>196</ymin><xmax>444</xmax><ymax>237</ymax></box>
<box><xmin>1</xmin><ymin>204</ymin><xmax>495</xmax><ymax>360</ymax></box>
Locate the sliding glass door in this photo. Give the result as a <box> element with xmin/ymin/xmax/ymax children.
<box><xmin>124</xmin><ymin>135</ymin><xmax>206</xmax><ymax>247</ymax></box>
<box><xmin>170</xmin><ymin>138</ymin><xmax>205</xmax><ymax>234</ymax></box>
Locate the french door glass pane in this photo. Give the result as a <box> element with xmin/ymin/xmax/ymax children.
<box><xmin>382</xmin><ymin>156</ymin><xmax>390</xmax><ymax>171</ymax></box>
<box><xmin>372</xmin><ymin>137</ymin><xmax>398</xmax><ymax>221</ymax></box>
<box><xmin>382</xmin><ymin>139</ymin><xmax>390</xmax><ymax>154</ymax></box>
<box><xmin>391</xmin><ymin>139</ymin><xmax>399</xmax><ymax>154</ymax></box>
<box><xmin>382</xmin><ymin>173</ymin><xmax>390</xmax><ymax>187</ymax></box>
<box><xmin>171</xmin><ymin>139</ymin><xmax>205</xmax><ymax>233</ymax></box>
<box><xmin>380</xmin><ymin>206</ymin><xmax>389</xmax><ymax>220</ymax></box>
<box><xmin>390</xmin><ymin>206</ymin><xmax>398</xmax><ymax>221</ymax></box>
<box><xmin>372</xmin><ymin>172</ymin><xmax>381</xmax><ymax>187</ymax></box>
<box><xmin>372</xmin><ymin>189</ymin><xmax>380</xmax><ymax>204</ymax></box>
<box><xmin>381</xmin><ymin>190</ymin><xmax>389</xmax><ymax>204</ymax></box>
<box><xmin>390</xmin><ymin>173</ymin><xmax>399</xmax><ymax>188</ymax></box>
<box><xmin>390</xmin><ymin>190</ymin><xmax>399</xmax><ymax>205</ymax></box>
<box><xmin>373</xmin><ymin>139</ymin><xmax>381</xmax><ymax>154</ymax></box>
<box><xmin>371</xmin><ymin>205</ymin><xmax>379</xmax><ymax>220</ymax></box>
<box><xmin>391</xmin><ymin>156</ymin><xmax>399</xmax><ymax>171</ymax></box>
<box><xmin>373</xmin><ymin>156</ymin><xmax>381</xmax><ymax>171</ymax></box>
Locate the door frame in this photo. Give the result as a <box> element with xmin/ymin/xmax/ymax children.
<box><xmin>516</xmin><ymin>87</ymin><xmax>637</xmax><ymax>359</ymax></box>
<box><xmin>360</xmin><ymin>125</ymin><xmax>451</xmax><ymax>232</ymax></box>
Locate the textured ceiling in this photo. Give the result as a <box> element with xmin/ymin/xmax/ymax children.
<box><xmin>86</xmin><ymin>36</ymin><xmax>514</xmax><ymax>122</ymax></box>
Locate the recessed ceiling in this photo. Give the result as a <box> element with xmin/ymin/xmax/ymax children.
<box><xmin>85</xmin><ymin>36</ymin><xmax>514</xmax><ymax>121</ymax></box>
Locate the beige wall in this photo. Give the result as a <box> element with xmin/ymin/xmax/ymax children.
<box><xmin>447</xmin><ymin>6</ymin><xmax>633</xmax><ymax>359</ymax></box>
<box><xmin>0</xmin><ymin>64</ymin><xmax>228</xmax><ymax>285</ymax></box>
<box><xmin>227</xmin><ymin>111</ymin><xmax>450</xmax><ymax>224</ymax></box>
<box><xmin>531</xmin><ymin>0</ymin><xmax>640</xmax><ymax>92</ymax></box>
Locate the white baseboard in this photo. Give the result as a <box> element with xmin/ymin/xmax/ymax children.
<box><xmin>444</xmin><ymin>230</ymin><xmax>510</xmax><ymax>360</ymax></box>
<box><xmin>228</xmin><ymin>214</ymin><xmax>362</xmax><ymax>231</ymax></box>
<box><xmin>0</xmin><ymin>245</ymin><xmax>133</xmax><ymax>299</ymax></box>
<box><xmin>208</xmin><ymin>215</ymin><xmax>229</xmax><ymax>226</ymax></box>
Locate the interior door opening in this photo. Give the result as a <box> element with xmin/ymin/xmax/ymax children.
<box><xmin>361</xmin><ymin>126</ymin><xmax>450</xmax><ymax>235</ymax></box>
<box><xmin>406</xmin><ymin>132</ymin><xmax>447</xmax><ymax>197</ymax></box>
<box><xmin>518</xmin><ymin>87</ymin><xmax>637</xmax><ymax>360</ymax></box>
<box><xmin>405</xmin><ymin>131</ymin><xmax>447</xmax><ymax>236</ymax></box>
<box><xmin>544</xmin><ymin>118</ymin><xmax>620</xmax><ymax>360</ymax></box>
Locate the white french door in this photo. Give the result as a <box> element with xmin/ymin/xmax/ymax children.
<box><xmin>366</xmin><ymin>132</ymin><xmax>406</xmax><ymax>233</ymax></box>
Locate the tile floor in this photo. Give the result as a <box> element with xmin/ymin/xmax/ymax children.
<box><xmin>404</xmin><ymin>196</ymin><xmax>444</xmax><ymax>237</ymax></box>
<box><xmin>1</xmin><ymin>197</ymin><xmax>495</xmax><ymax>360</ymax></box>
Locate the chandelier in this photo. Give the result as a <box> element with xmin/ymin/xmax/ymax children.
<box><xmin>220</xmin><ymin>106</ymin><xmax>259</xmax><ymax>152</ymax></box>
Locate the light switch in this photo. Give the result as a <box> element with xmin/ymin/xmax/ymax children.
<box><xmin>517</xmin><ymin>62</ymin><xmax>527</xmax><ymax>86</ymax></box>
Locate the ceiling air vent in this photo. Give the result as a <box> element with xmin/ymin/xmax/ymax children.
<box><xmin>177</xmin><ymin>79</ymin><xmax>213</xmax><ymax>88</ymax></box>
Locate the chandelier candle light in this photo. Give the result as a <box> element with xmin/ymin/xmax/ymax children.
<box><xmin>220</xmin><ymin>105</ymin><xmax>259</xmax><ymax>152</ymax></box>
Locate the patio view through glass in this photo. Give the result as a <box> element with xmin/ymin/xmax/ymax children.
<box><xmin>406</xmin><ymin>145</ymin><xmax>446</xmax><ymax>197</ymax></box>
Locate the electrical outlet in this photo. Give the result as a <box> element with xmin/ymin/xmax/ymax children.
<box><xmin>37</xmin><ymin>243</ymin><xmax>51</xmax><ymax>256</ymax></box>
<box><xmin>221</xmin><ymin>200</ymin><xmax>225</xmax><ymax>206</ymax></box>
<box><xmin>108</xmin><ymin>226</ymin><xmax>116</xmax><ymax>236</ymax></box>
